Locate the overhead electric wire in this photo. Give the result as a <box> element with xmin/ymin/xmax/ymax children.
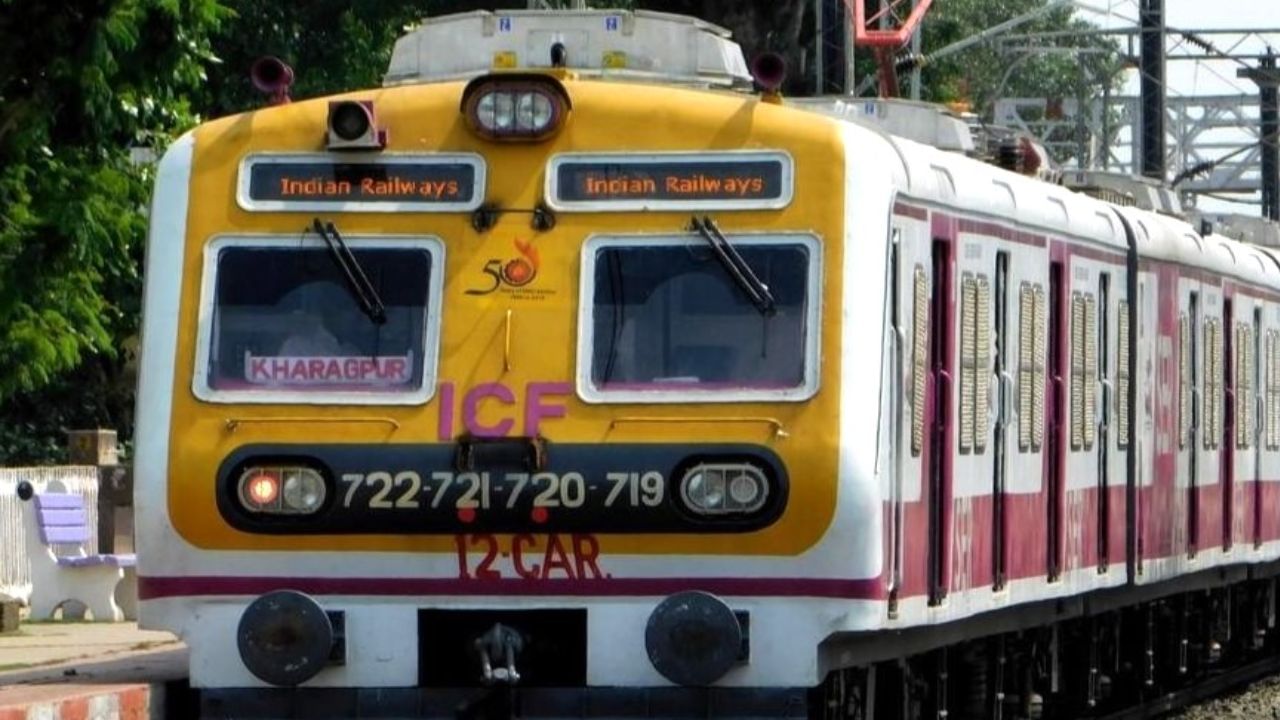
<box><xmin>1170</xmin><ymin>126</ymin><xmax>1280</xmax><ymax>188</ymax></box>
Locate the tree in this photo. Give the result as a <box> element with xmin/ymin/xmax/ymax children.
<box><xmin>0</xmin><ymin>0</ymin><xmax>1117</xmax><ymax>464</ymax></box>
<box><xmin>0</xmin><ymin>0</ymin><xmax>226</xmax><ymax>463</ymax></box>
<box><xmin>917</xmin><ymin>0</ymin><xmax>1125</xmax><ymax>114</ymax></box>
<box><xmin>646</xmin><ymin>1</ymin><xmax>809</xmax><ymax>78</ymax></box>
<box><xmin>197</xmin><ymin>0</ymin><xmax>436</xmax><ymax>118</ymax></box>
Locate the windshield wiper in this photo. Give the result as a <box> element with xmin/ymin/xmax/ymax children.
<box><xmin>689</xmin><ymin>215</ymin><xmax>776</xmax><ymax>316</ymax></box>
<box><xmin>311</xmin><ymin>218</ymin><xmax>387</xmax><ymax>325</ymax></box>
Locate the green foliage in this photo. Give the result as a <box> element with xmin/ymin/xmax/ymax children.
<box><xmin>0</xmin><ymin>354</ymin><xmax>136</xmax><ymax>465</ymax></box>
<box><xmin>198</xmin><ymin>1</ymin><xmax>638</xmax><ymax>118</ymax></box>
<box><xmin>0</xmin><ymin>0</ymin><xmax>226</xmax><ymax>463</ymax></box>
<box><xmin>0</xmin><ymin>0</ymin><xmax>1116</xmax><ymax>464</ymax></box>
<box><xmin>198</xmin><ymin>1</ymin><xmax>432</xmax><ymax>117</ymax></box>
<box><xmin>917</xmin><ymin>0</ymin><xmax>1126</xmax><ymax>115</ymax></box>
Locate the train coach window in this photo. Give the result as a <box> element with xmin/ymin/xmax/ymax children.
<box><xmin>1117</xmin><ymin>301</ymin><xmax>1131</xmax><ymax>449</ymax></box>
<box><xmin>1204</xmin><ymin>317</ymin><xmax>1222</xmax><ymax>451</ymax></box>
<box><xmin>911</xmin><ymin>266</ymin><xmax>928</xmax><ymax>457</ymax></box>
<box><xmin>195</xmin><ymin>236</ymin><xmax>443</xmax><ymax>404</ymax></box>
<box><xmin>578</xmin><ymin>234</ymin><xmax>821</xmax><ymax>403</ymax></box>
<box><xmin>1268</xmin><ymin>330</ymin><xmax>1280</xmax><ymax>450</ymax></box>
<box><xmin>1235</xmin><ymin>322</ymin><xmax>1254</xmax><ymax>450</ymax></box>
<box><xmin>1017</xmin><ymin>282</ymin><xmax>1047</xmax><ymax>453</ymax></box>
<box><xmin>959</xmin><ymin>274</ymin><xmax>991</xmax><ymax>455</ymax></box>
<box><xmin>1179</xmin><ymin>313</ymin><xmax>1192</xmax><ymax>448</ymax></box>
<box><xmin>1070</xmin><ymin>292</ymin><xmax>1097</xmax><ymax>451</ymax></box>
<box><xmin>1082</xmin><ymin>293</ymin><xmax>1099</xmax><ymax>450</ymax></box>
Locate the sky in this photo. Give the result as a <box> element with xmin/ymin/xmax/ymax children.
<box><xmin>1070</xmin><ymin>0</ymin><xmax>1280</xmax><ymax>212</ymax></box>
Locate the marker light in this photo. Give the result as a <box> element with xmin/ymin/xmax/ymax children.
<box><xmin>282</xmin><ymin>469</ymin><xmax>327</xmax><ymax>514</ymax></box>
<box><xmin>238</xmin><ymin>466</ymin><xmax>327</xmax><ymax>515</ymax></box>
<box><xmin>244</xmin><ymin>472</ymin><xmax>280</xmax><ymax>508</ymax></box>
<box><xmin>679</xmin><ymin>463</ymin><xmax>770</xmax><ymax>516</ymax></box>
<box><xmin>326</xmin><ymin>100</ymin><xmax>386</xmax><ymax>151</ymax></box>
<box><xmin>462</xmin><ymin>76</ymin><xmax>569</xmax><ymax>141</ymax></box>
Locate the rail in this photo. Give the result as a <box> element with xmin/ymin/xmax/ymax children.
<box><xmin>1095</xmin><ymin>655</ymin><xmax>1280</xmax><ymax>720</ymax></box>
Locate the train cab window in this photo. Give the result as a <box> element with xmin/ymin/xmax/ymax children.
<box><xmin>578</xmin><ymin>234</ymin><xmax>821</xmax><ymax>403</ymax></box>
<box><xmin>194</xmin><ymin>236</ymin><xmax>444</xmax><ymax>404</ymax></box>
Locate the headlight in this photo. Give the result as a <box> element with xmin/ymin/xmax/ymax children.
<box><xmin>462</xmin><ymin>77</ymin><xmax>569</xmax><ymax>141</ymax></box>
<box><xmin>679</xmin><ymin>463</ymin><xmax>769</xmax><ymax>516</ymax></box>
<box><xmin>238</xmin><ymin>466</ymin><xmax>328</xmax><ymax>515</ymax></box>
<box><xmin>282</xmin><ymin>469</ymin><xmax>327</xmax><ymax>513</ymax></box>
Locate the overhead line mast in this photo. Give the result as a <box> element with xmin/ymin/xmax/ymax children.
<box><xmin>1139</xmin><ymin>0</ymin><xmax>1166</xmax><ymax>181</ymax></box>
<box><xmin>1238</xmin><ymin>49</ymin><xmax>1280</xmax><ymax>221</ymax></box>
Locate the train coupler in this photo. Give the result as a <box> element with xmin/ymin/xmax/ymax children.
<box><xmin>474</xmin><ymin>623</ymin><xmax>525</xmax><ymax>684</ymax></box>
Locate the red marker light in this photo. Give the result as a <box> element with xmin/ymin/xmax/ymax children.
<box><xmin>458</xmin><ymin>507</ymin><xmax>477</xmax><ymax>524</ymax></box>
<box><xmin>247</xmin><ymin>473</ymin><xmax>279</xmax><ymax>506</ymax></box>
<box><xmin>531</xmin><ymin>507</ymin><xmax>549</xmax><ymax>524</ymax></box>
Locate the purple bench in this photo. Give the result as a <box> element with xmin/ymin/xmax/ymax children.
<box><xmin>19</xmin><ymin>484</ymin><xmax>137</xmax><ymax>621</ymax></box>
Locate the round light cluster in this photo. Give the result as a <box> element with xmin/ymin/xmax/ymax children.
<box><xmin>238</xmin><ymin>466</ymin><xmax>328</xmax><ymax>515</ymax></box>
<box><xmin>466</xmin><ymin>83</ymin><xmax>565</xmax><ymax>140</ymax></box>
<box><xmin>679</xmin><ymin>463</ymin><xmax>769</xmax><ymax>516</ymax></box>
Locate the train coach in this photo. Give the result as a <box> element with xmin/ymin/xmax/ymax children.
<box><xmin>132</xmin><ymin>8</ymin><xmax>1280</xmax><ymax>719</ymax></box>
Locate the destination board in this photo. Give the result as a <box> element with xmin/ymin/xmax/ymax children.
<box><xmin>238</xmin><ymin>154</ymin><xmax>485</xmax><ymax>212</ymax></box>
<box><xmin>546</xmin><ymin>152</ymin><xmax>792</xmax><ymax>211</ymax></box>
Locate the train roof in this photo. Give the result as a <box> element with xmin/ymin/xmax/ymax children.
<box><xmin>385</xmin><ymin>9</ymin><xmax>752</xmax><ymax>88</ymax></box>
<box><xmin>379</xmin><ymin>10</ymin><xmax>1280</xmax><ymax>292</ymax></box>
<box><xmin>822</xmin><ymin>103</ymin><xmax>1280</xmax><ymax>292</ymax></box>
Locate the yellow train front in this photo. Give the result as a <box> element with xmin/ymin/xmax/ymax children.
<box><xmin>134</xmin><ymin>10</ymin><xmax>897</xmax><ymax>717</ymax></box>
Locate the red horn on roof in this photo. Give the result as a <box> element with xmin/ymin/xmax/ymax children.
<box><xmin>250</xmin><ymin>56</ymin><xmax>294</xmax><ymax>105</ymax></box>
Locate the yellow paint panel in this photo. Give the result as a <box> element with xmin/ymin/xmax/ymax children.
<box><xmin>167</xmin><ymin>78</ymin><xmax>847</xmax><ymax>557</ymax></box>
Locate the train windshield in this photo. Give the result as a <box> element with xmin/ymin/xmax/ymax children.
<box><xmin>582</xmin><ymin>235</ymin><xmax>820</xmax><ymax>402</ymax></box>
<box><xmin>201</xmin><ymin>240</ymin><xmax>438</xmax><ymax>400</ymax></box>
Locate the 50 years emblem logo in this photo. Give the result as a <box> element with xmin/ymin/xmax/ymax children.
<box><xmin>466</xmin><ymin>238</ymin><xmax>539</xmax><ymax>295</ymax></box>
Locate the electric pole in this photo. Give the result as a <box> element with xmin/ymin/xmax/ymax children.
<box><xmin>1139</xmin><ymin>0</ymin><xmax>1165</xmax><ymax>181</ymax></box>
<box><xmin>1240</xmin><ymin>49</ymin><xmax>1280</xmax><ymax>221</ymax></box>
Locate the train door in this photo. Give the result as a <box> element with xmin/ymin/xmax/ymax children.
<box><xmin>890</xmin><ymin>222</ymin><xmax>911</xmax><ymax>604</ymax></box>
<box><xmin>1254</xmin><ymin>306</ymin><xmax>1263</xmax><ymax>548</ymax></box>
<box><xmin>1223</xmin><ymin>298</ymin><xmax>1235</xmax><ymax>551</ymax></box>
<box><xmin>928</xmin><ymin>238</ymin><xmax>954</xmax><ymax>605</ymax></box>
<box><xmin>993</xmin><ymin>251</ymin><xmax>1010</xmax><ymax>590</ymax></box>
<box><xmin>1187</xmin><ymin>291</ymin><xmax>1201</xmax><ymax>558</ymax></box>
<box><xmin>1048</xmin><ymin>260</ymin><xmax>1065</xmax><ymax>581</ymax></box>
<box><xmin>1097</xmin><ymin>273</ymin><xmax>1111</xmax><ymax>570</ymax></box>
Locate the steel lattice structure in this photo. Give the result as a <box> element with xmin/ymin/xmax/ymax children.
<box><xmin>994</xmin><ymin>94</ymin><xmax>1262</xmax><ymax>203</ymax></box>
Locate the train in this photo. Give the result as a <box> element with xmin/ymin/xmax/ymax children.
<box><xmin>133</xmin><ymin>8</ymin><xmax>1280</xmax><ymax>719</ymax></box>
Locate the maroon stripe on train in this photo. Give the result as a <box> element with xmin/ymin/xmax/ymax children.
<box><xmin>138</xmin><ymin>575</ymin><xmax>886</xmax><ymax>601</ymax></box>
<box><xmin>893</xmin><ymin>202</ymin><xmax>928</xmax><ymax>220</ymax></box>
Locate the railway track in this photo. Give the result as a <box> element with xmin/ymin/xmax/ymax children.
<box><xmin>1095</xmin><ymin>655</ymin><xmax>1280</xmax><ymax>720</ymax></box>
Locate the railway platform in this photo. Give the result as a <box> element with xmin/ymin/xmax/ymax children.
<box><xmin>0</xmin><ymin>621</ymin><xmax>186</xmax><ymax>719</ymax></box>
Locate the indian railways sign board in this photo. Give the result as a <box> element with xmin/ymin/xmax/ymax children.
<box><xmin>546</xmin><ymin>151</ymin><xmax>793</xmax><ymax>211</ymax></box>
<box><xmin>237</xmin><ymin>153</ymin><xmax>486</xmax><ymax>212</ymax></box>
